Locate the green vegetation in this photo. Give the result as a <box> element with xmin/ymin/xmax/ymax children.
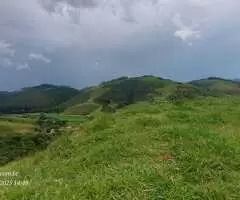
<box><xmin>0</xmin><ymin>114</ymin><xmax>66</xmax><ymax>166</ymax></box>
<box><xmin>62</xmin><ymin>76</ymin><xmax>240</xmax><ymax>115</ymax></box>
<box><xmin>0</xmin><ymin>76</ymin><xmax>240</xmax><ymax>199</ymax></box>
<box><xmin>0</xmin><ymin>96</ymin><xmax>239</xmax><ymax>199</ymax></box>
<box><xmin>0</xmin><ymin>84</ymin><xmax>79</xmax><ymax>114</ymax></box>
<box><xmin>1</xmin><ymin>76</ymin><xmax>239</xmax><ymax>116</ymax></box>
<box><xmin>190</xmin><ymin>77</ymin><xmax>240</xmax><ymax>96</ymax></box>
<box><xmin>64</xmin><ymin>103</ymin><xmax>100</xmax><ymax>115</ymax></box>
<box><xmin>94</xmin><ymin>76</ymin><xmax>174</xmax><ymax>107</ymax></box>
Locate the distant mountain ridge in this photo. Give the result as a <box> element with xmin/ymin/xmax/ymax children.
<box><xmin>233</xmin><ymin>78</ymin><xmax>240</xmax><ymax>82</ymax></box>
<box><xmin>0</xmin><ymin>84</ymin><xmax>79</xmax><ymax>114</ymax></box>
<box><xmin>0</xmin><ymin>76</ymin><xmax>239</xmax><ymax>114</ymax></box>
<box><xmin>61</xmin><ymin>76</ymin><xmax>240</xmax><ymax>115</ymax></box>
<box><xmin>189</xmin><ymin>77</ymin><xmax>240</xmax><ymax>96</ymax></box>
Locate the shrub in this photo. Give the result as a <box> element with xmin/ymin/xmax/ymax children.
<box><xmin>35</xmin><ymin>113</ymin><xmax>66</xmax><ymax>135</ymax></box>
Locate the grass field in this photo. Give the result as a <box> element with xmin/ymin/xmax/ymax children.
<box><xmin>0</xmin><ymin>115</ymin><xmax>35</xmax><ymax>135</ymax></box>
<box><xmin>0</xmin><ymin>97</ymin><xmax>240</xmax><ymax>199</ymax></box>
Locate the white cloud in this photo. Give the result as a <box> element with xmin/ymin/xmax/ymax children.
<box><xmin>28</xmin><ymin>53</ymin><xmax>51</xmax><ymax>63</ymax></box>
<box><xmin>0</xmin><ymin>41</ymin><xmax>15</xmax><ymax>57</ymax></box>
<box><xmin>174</xmin><ymin>29</ymin><xmax>200</xmax><ymax>42</ymax></box>
<box><xmin>172</xmin><ymin>14</ymin><xmax>201</xmax><ymax>44</ymax></box>
<box><xmin>16</xmin><ymin>63</ymin><xmax>30</xmax><ymax>70</ymax></box>
<box><xmin>0</xmin><ymin>41</ymin><xmax>15</xmax><ymax>67</ymax></box>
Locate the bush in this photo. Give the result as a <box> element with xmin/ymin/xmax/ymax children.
<box><xmin>35</xmin><ymin>113</ymin><xmax>66</xmax><ymax>135</ymax></box>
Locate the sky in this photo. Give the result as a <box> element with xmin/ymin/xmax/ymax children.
<box><xmin>0</xmin><ymin>0</ymin><xmax>240</xmax><ymax>90</ymax></box>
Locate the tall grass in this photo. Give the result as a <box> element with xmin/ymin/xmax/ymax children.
<box><xmin>0</xmin><ymin>97</ymin><xmax>239</xmax><ymax>199</ymax></box>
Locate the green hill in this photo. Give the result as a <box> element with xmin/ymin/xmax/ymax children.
<box><xmin>189</xmin><ymin>77</ymin><xmax>240</xmax><ymax>96</ymax></box>
<box><xmin>1</xmin><ymin>76</ymin><xmax>240</xmax><ymax>116</ymax></box>
<box><xmin>0</xmin><ymin>76</ymin><xmax>240</xmax><ymax>199</ymax></box>
<box><xmin>0</xmin><ymin>84</ymin><xmax>79</xmax><ymax>114</ymax></box>
<box><xmin>1</xmin><ymin>96</ymin><xmax>240</xmax><ymax>199</ymax></box>
<box><xmin>60</xmin><ymin>76</ymin><xmax>206</xmax><ymax>115</ymax></box>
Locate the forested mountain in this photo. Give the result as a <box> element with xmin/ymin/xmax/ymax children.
<box><xmin>0</xmin><ymin>84</ymin><xmax>79</xmax><ymax>114</ymax></box>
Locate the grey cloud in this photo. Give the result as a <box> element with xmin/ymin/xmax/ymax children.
<box><xmin>1</xmin><ymin>0</ymin><xmax>236</xmax><ymax>50</ymax></box>
<box><xmin>16</xmin><ymin>63</ymin><xmax>30</xmax><ymax>70</ymax></box>
<box><xmin>0</xmin><ymin>41</ymin><xmax>15</xmax><ymax>67</ymax></box>
<box><xmin>0</xmin><ymin>58</ymin><xmax>13</xmax><ymax>67</ymax></box>
<box><xmin>0</xmin><ymin>41</ymin><xmax>15</xmax><ymax>57</ymax></box>
<box><xmin>40</xmin><ymin>0</ymin><xmax>98</xmax><ymax>12</ymax></box>
<box><xmin>0</xmin><ymin>0</ymin><xmax>240</xmax><ymax>90</ymax></box>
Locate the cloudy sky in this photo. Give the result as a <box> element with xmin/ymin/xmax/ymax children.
<box><xmin>0</xmin><ymin>0</ymin><xmax>240</xmax><ymax>90</ymax></box>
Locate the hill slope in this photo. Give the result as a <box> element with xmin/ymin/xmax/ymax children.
<box><xmin>1</xmin><ymin>96</ymin><xmax>240</xmax><ymax>199</ymax></box>
<box><xmin>62</xmin><ymin>76</ymin><xmax>204</xmax><ymax>115</ymax></box>
<box><xmin>189</xmin><ymin>77</ymin><xmax>240</xmax><ymax>96</ymax></box>
<box><xmin>0</xmin><ymin>84</ymin><xmax>79</xmax><ymax>114</ymax></box>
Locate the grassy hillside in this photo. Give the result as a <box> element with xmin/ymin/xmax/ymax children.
<box><xmin>60</xmin><ymin>76</ymin><xmax>240</xmax><ymax>116</ymax></box>
<box><xmin>189</xmin><ymin>77</ymin><xmax>240</xmax><ymax>96</ymax></box>
<box><xmin>61</xmin><ymin>76</ymin><xmax>205</xmax><ymax>115</ymax></box>
<box><xmin>0</xmin><ymin>116</ymin><xmax>35</xmax><ymax>165</ymax></box>
<box><xmin>64</xmin><ymin>103</ymin><xmax>100</xmax><ymax>115</ymax></box>
<box><xmin>0</xmin><ymin>116</ymin><xmax>34</xmax><ymax>135</ymax></box>
<box><xmin>0</xmin><ymin>114</ymin><xmax>66</xmax><ymax>166</ymax></box>
<box><xmin>0</xmin><ymin>84</ymin><xmax>79</xmax><ymax>114</ymax></box>
<box><xmin>0</xmin><ymin>96</ymin><xmax>239</xmax><ymax>199</ymax></box>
